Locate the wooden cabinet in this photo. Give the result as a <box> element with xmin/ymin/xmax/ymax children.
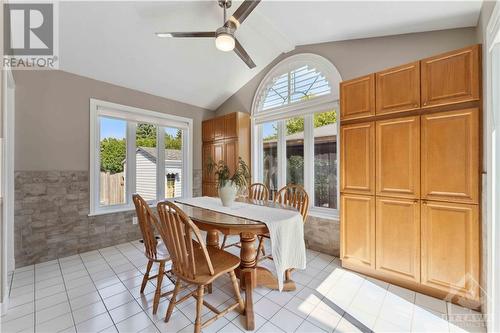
<box><xmin>376</xmin><ymin>62</ymin><xmax>420</xmax><ymax>115</ymax></box>
<box><xmin>421</xmin><ymin>45</ymin><xmax>480</xmax><ymax>108</ymax></box>
<box><xmin>340</xmin><ymin>74</ymin><xmax>375</xmax><ymax>121</ymax></box>
<box><xmin>421</xmin><ymin>108</ymin><xmax>479</xmax><ymax>204</ymax></box>
<box><xmin>202</xmin><ymin>119</ymin><xmax>213</xmax><ymax>142</ymax></box>
<box><xmin>376</xmin><ymin>116</ymin><xmax>420</xmax><ymax>198</ymax></box>
<box><xmin>202</xmin><ymin>112</ymin><xmax>250</xmax><ymax>197</ymax></box>
<box><xmin>421</xmin><ymin>201</ymin><xmax>480</xmax><ymax>300</ymax></box>
<box><xmin>376</xmin><ymin>197</ymin><xmax>420</xmax><ymax>283</ymax></box>
<box><xmin>225</xmin><ymin>113</ymin><xmax>238</xmax><ymax>139</ymax></box>
<box><xmin>341</xmin><ymin>194</ymin><xmax>375</xmax><ymax>269</ymax></box>
<box><xmin>340</xmin><ymin>122</ymin><xmax>375</xmax><ymax>195</ymax></box>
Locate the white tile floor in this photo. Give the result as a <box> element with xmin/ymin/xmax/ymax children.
<box><xmin>0</xmin><ymin>239</ymin><xmax>487</xmax><ymax>333</ymax></box>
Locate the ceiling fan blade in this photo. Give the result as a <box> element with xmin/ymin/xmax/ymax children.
<box><xmin>234</xmin><ymin>39</ymin><xmax>256</xmax><ymax>69</ymax></box>
<box><xmin>226</xmin><ymin>0</ymin><xmax>261</xmax><ymax>28</ymax></box>
<box><xmin>156</xmin><ymin>31</ymin><xmax>215</xmax><ymax>38</ymax></box>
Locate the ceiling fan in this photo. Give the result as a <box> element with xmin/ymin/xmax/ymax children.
<box><xmin>155</xmin><ymin>0</ymin><xmax>260</xmax><ymax>69</ymax></box>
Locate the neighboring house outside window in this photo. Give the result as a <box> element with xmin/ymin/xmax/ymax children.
<box><xmin>252</xmin><ymin>54</ymin><xmax>341</xmax><ymax>218</ymax></box>
<box><xmin>90</xmin><ymin>99</ymin><xmax>193</xmax><ymax>215</ymax></box>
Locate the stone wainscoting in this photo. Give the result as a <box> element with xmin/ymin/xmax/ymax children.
<box><xmin>14</xmin><ymin>170</ymin><xmax>203</xmax><ymax>267</ymax></box>
<box><xmin>304</xmin><ymin>215</ymin><xmax>340</xmax><ymax>256</ymax></box>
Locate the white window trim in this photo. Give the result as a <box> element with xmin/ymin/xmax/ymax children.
<box><xmin>251</xmin><ymin>54</ymin><xmax>341</xmax><ymax>220</ymax></box>
<box><xmin>486</xmin><ymin>3</ymin><xmax>500</xmax><ymax>332</ymax></box>
<box><xmin>89</xmin><ymin>99</ymin><xmax>193</xmax><ymax>216</ymax></box>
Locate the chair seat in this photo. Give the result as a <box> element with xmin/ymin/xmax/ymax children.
<box><xmin>177</xmin><ymin>244</ymin><xmax>240</xmax><ymax>284</ymax></box>
<box><xmin>147</xmin><ymin>241</ymin><xmax>170</xmax><ymax>262</ymax></box>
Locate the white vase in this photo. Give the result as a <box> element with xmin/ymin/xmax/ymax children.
<box><xmin>218</xmin><ymin>182</ymin><xmax>238</xmax><ymax>207</ymax></box>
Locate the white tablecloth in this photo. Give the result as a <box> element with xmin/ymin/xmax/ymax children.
<box><xmin>176</xmin><ymin>196</ymin><xmax>306</xmax><ymax>291</ymax></box>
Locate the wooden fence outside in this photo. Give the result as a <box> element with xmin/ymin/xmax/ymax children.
<box><xmin>100</xmin><ymin>172</ymin><xmax>125</xmax><ymax>205</ymax></box>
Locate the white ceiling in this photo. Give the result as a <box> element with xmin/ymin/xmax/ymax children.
<box><xmin>59</xmin><ymin>1</ymin><xmax>483</xmax><ymax>110</ymax></box>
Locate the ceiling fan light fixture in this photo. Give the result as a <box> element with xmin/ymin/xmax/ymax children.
<box><xmin>215</xmin><ymin>27</ymin><xmax>235</xmax><ymax>52</ymax></box>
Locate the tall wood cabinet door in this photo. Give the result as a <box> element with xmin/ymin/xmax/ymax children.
<box><xmin>340</xmin><ymin>74</ymin><xmax>375</xmax><ymax>121</ymax></box>
<box><xmin>340</xmin><ymin>194</ymin><xmax>375</xmax><ymax>269</ymax></box>
<box><xmin>340</xmin><ymin>122</ymin><xmax>375</xmax><ymax>195</ymax></box>
<box><xmin>202</xmin><ymin>120</ymin><xmax>213</xmax><ymax>142</ymax></box>
<box><xmin>213</xmin><ymin>142</ymin><xmax>225</xmax><ymax>164</ymax></box>
<box><xmin>225</xmin><ymin>113</ymin><xmax>238</xmax><ymax>139</ymax></box>
<box><xmin>376</xmin><ymin>61</ymin><xmax>420</xmax><ymax>115</ymax></box>
<box><xmin>202</xmin><ymin>144</ymin><xmax>213</xmax><ymax>182</ymax></box>
<box><xmin>213</xmin><ymin>117</ymin><xmax>225</xmax><ymax>141</ymax></box>
<box><xmin>421</xmin><ymin>108</ymin><xmax>479</xmax><ymax>204</ymax></box>
<box><xmin>421</xmin><ymin>201</ymin><xmax>480</xmax><ymax>300</ymax></box>
<box><xmin>376</xmin><ymin>116</ymin><xmax>420</xmax><ymax>198</ymax></box>
<box><xmin>421</xmin><ymin>45</ymin><xmax>480</xmax><ymax>108</ymax></box>
<box><xmin>376</xmin><ymin>197</ymin><xmax>420</xmax><ymax>283</ymax></box>
<box><xmin>225</xmin><ymin>139</ymin><xmax>238</xmax><ymax>174</ymax></box>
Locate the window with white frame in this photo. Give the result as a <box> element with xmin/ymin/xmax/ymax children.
<box><xmin>90</xmin><ymin>99</ymin><xmax>193</xmax><ymax>215</ymax></box>
<box><xmin>252</xmin><ymin>54</ymin><xmax>342</xmax><ymax>217</ymax></box>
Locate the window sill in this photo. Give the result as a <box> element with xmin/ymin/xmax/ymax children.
<box><xmin>88</xmin><ymin>205</ymin><xmax>134</xmax><ymax>217</ymax></box>
<box><xmin>308</xmin><ymin>208</ymin><xmax>339</xmax><ymax>220</ymax></box>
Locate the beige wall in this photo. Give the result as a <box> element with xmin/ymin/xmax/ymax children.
<box><xmin>13</xmin><ymin>70</ymin><xmax>214</xmax><ymax>171</ymax></box>
<box><xmin>215</xmin><ymin>27</ymin><xmax>478</xmax><ymax>116</ymax></box>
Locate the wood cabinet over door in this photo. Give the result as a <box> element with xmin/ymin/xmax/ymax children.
<box><xmin>421</xmin><ymin>45</ymin><xmax>480</xmax><ymax>108</ymax></box>
<box><xmin>341</xmin><ymin>194</ymin><xmax>375</xmax><ymax>269</ymax></box>
<box><xmin>421</xmin><ymin>108</ymin><xmax>479</xmax><ymax>204</ymax></box>
<box><xmin>375</xmin><ymin>197</ymin><xmax>420</xmax><ymax>283</ymax></box>
<box><xmin>376</xmin><ymin>115</ymin><xmax>420</xmax><ymax>198</ymax></box>
<box><xmin>421</xmin><ymin>201</ymin><xmax>479</xmax><ymax>300</ymax></box>
<box><xmin>340</xmin><ymin>74</ymin><xmax>375</xmax><ymax>121</ymax></box>
<box><xmin>340</xmin><ymin>121</ymin><xmax>375</xmax><ymax>195</ymax></box>
<box><xmin>376</xmin><ymin>61</ymin><xmax>420</xmax><ymax>115</ymax></box>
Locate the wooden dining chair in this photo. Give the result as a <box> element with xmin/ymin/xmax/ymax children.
<box><xmin>220</xmin><ymin>183</ymin><xmax>270</xmax><ymax>250</ymax></box>
<box><xmin>132</xmin><ymin>194</ymin><xmax>173</xmax><ymax>314</ymax></box>
<box><xmin>255</xmin><ymin>184</ymin><xmax>309</xmax><ymax>270</ymax></box>
<box><xmin>156</xmin><ymin>201</ymin><xmax>245</xmax><ymax>333</ymax></box>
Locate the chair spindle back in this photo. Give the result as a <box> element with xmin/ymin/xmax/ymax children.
<box><xmin>133</xmin><ymin>194</ymin><xmax>159</xmax><ymax>260</ymax></box>
<box><xmin>156</xmin><ymin>201</ymin><xmax>214</xmax><ymax>281</ymax></box>
<box><xmin>273</xmin><ymin>184</ymin><xmax>309</xmax><ymax>221</ymax></box>
<box><xmin>248</xmin><ymin>183</ymin><xmax>269</xmax><ymax>201</ymax></box>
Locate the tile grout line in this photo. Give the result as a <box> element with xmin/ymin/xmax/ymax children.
<box><xmin>98</xmin><ymin>245</ymin><xmax>159</xmax><ymax>332</ymax></box>
<box><xmin>79</xmin><ymin>251</ymin><xmax>121</xmax><ymax>333</ymax></box>
<box><xmin>56</xmin><ymin>257</ymin><xmax>78</xmax><ymax>332</ymax></box>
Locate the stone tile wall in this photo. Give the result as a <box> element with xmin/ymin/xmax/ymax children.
<box><xmin>304</xmin><ymin>216</ymin><xmax>340</xmax><ymax>256</ymax></box>
<box><xmin>14</xmin><ymin>170</ymin><xmax>203</xmax><ymax>267</ymax></box>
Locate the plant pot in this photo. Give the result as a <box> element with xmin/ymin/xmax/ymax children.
<box><xmin>218</xmin><ymin>182</ymin><xmax>238</xmax><ymax>207</ymax></box>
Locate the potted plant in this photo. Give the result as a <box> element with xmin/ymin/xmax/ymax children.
<box><xmin>207</xmin><ymin>157</ymin><xmax>250</xmax><ymax>207</ymax></box>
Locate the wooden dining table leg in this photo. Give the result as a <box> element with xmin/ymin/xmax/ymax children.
<box><xmin>239</xmin><ymin>232</ymin><xmax>257</xmax><ymax>331</ymax></box>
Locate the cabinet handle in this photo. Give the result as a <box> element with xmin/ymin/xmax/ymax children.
<box><xmin>422</xmin><ymin>201</ymin><xmax>427</xmax><ymax>205</ymax></box>
<box><xmin>414</xmin><ymin>199</ymin><xmax>419</xmax><ymax>203</ymax></box>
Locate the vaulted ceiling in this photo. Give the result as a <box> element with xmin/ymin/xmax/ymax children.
<box><xmin>59</xmin><ymin>1</ymin><xmax>483</xmax><ymax>110</ymax></box>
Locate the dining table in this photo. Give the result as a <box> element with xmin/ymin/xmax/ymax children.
<box><xmin>174</xmin><ymin>198</ymin><xmax>298</xmax><ymax>331</ymax></box>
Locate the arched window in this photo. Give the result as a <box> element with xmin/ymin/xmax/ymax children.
<box><xmin>251</xmin><ymin>54</ymin><xmax>341</xmax><ymax>218</ymax></box>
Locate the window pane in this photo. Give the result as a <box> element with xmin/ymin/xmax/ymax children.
<box><xmin>286</xmin><ymin>117</ymin><xmax>304</xmax><ymax>186</ymax></box>
<box><xmin>99</xmin><ymin>117</ymin><xmax>126</xmax><ymax>206</ymax></box>
<box><xmin>136</xmin><ymin>123</ymin><xmax>157</xmax><ymax>201</ymax></box>
<box><xmin>165</xmin><ymin>127</ymin><xmax>183</xmax><ymax>199</ymax></box>
<box><xmin>262</xmin><ymin>121</ymin><xmax>278</xmax><ymax>198</ymax></box>
<box><xmin>314</xmin><ymin>110</ymin><xmax>337</xmax><ymax>209</ymax></box>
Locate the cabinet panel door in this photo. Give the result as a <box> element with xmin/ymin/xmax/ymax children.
<box><xmin>202</xmin><ymin>120</ymin><xmax>213</xmax><ymax>142</ymax></box>
<box><xmin>225</xmin><ymin>113</ymin><xmax>238</xmax><ymax>139</ymax></box>
<box><xmin>421</xmin><ymin>45</ymin><xmax>479</xmax><ymax>108</ymax></box>
<box><xmin>213</xmin><ymin>117</ymin><xmax>225</xmax><ymax>140</ymax></box>
<box><xmin>341</xmin><ymin>194</ymin><xmax>375</xmax><ymax>269</ymax></box>
<box><xmin>376</xmin><ymin>116</ymin><xmax>420</xmax><ymax>198</ymax></box>
<box><xmin>202</xmin><ymin>144</ymin><xmax>213</xmax><ymax>182</ymax></box>
<box><xmin>340</xmin><ymin>74</ymin><xmax>375</xmax><ymax>121</ymax></box>
<box><xmin>225</xmin><ymin>139</ymin><xmax>238</xmax><ymax>174</ymax></box>
<box><xmin>421</xmin><ymin>108</ymin><xmax>479</xmax><ymax>203</ymax></box>
<box><xmin>376</xmin><ymin>197</ymin><xmax>420</xmax><ymax>283</ymax></box>
<box><xmin>376</xmin><ymin>61</ymin><xmax>420</xmax><ymax>115</ymax></box>
<box><xmin>203</xmin><ymin>182</ymin><xmax>218</xmax><ymax>197</ymax></box>
<box><xmin>340</xmin><ymin>122</ymin><xmax>375</xmax><ymax>195</ymax></box>
<box><xmin>421</xmin><ymin>201</ymin><xmax>479</xmax><ymax>300</ymax></box>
